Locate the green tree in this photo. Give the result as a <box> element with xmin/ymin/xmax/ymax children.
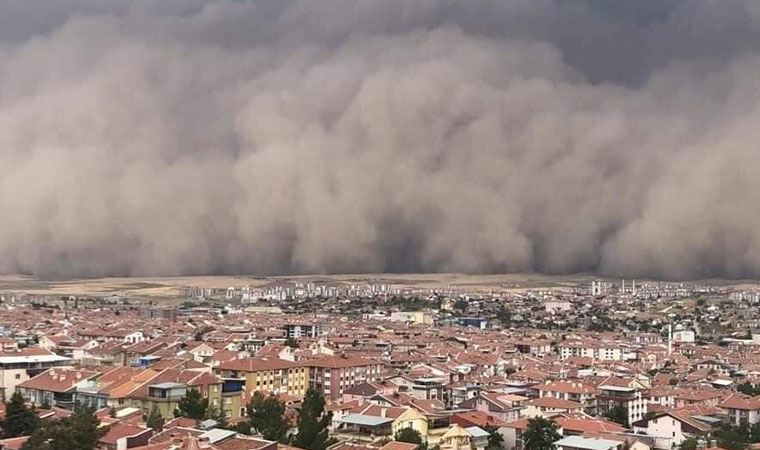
<box><xmin>247</xmin><ymin>392</ymin><xmax>289</xmax><ymax>442</ymax></box>
<box><xmin>67</xmin><ymin>404</ymin><xmax>104</xmax><ymax>450</ymax></box>
<box><xmin>395</xmin><ymin>427</ymin><xmax>424</xmax><ymax>447</ymax></box>
<box><xmin>205</xmin><ymin>404</ymin><xmax>228</xmax><ymax>429</ymax></box>
<box><xmin>738</xmin><ymin>383</ymin><xmax>760</xmax><ymax>396</ymax></box>
<box><xmin>22</xmin><ymin>403</ymin><xmax>105</xmax><ymax>450</ymax></box>
<box><xmin>750</xmin><ymin>422</ymin><xmax>760</xmax><ymax>443</ymax></box>
<box><xmin>715</xmin><ymin>424</ymin><xmax>750</xmax><ymax>450</ymax></box>
<box><xmin>485</xmin><ymin>426</ymin><xmax>504</xmax><ymax>450</ymax></box>
<box><xmin>679</xmin><ymin>437</ymin><xmax>698</xmax><ymax>450</ymax></box>
<box><xmin>231</xmin><ymin>421</ymin><xmax>252</xmax><ymax>435</ymax></box>
<box><xmin>194</xmin><ymin>326</ymin><xmax>215</xmax><ymax>341</ymax></box>
<box><xmin>22</xmin><ymin>423</ymin><xmax>75</xmax><ymax>450</ymax></box>
<box><xmin>522</xmin><ymin>417</ymin><xmax>561</xmax><ymax>450</ymax></box>
<box><xmin>284</xmin><ymin>338</ymin><xmax>300</xmax><ymax>349</ymax></box>
<box><xmin>174</xmin><ymin>389</ymin><xmax>208</xmax><ymax>420</ymax></box>
<box><xmin>1</xmin><ymin>392</ymin><xmax>39</xmax><ymax>438</ymax></box>
<box><xmin>604</xmin><ymin>404</ymin><xmax>628</xmax><ymax>427</ymax></box>
<box><xmin>294</xmin><ymin>389</ymin><xmax>332</xmax><ymax>450</ymax></box>
<box><xmin>146</xmin><ymin>404</ymin><xmax>164</xmax><ymax>432</ymax></box>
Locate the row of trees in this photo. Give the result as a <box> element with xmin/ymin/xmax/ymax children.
<box><xmin>242</xmin><ymin>388</ymin><xmax>334</xmax><ymax>450</ymax></box>
<box><xmin>3</xmin><ymin>385</ymin><xmax>333</xmax><ymax>450</ymax></box>
<box><xmin>3</xmin><ymin>387</ymin><xmax>531</xmax><ymax>450</ymax></box>
<box><xmin>169</xmin><ymin>387</ymin><xmax>334</xmax><ymax>450</ymax></box>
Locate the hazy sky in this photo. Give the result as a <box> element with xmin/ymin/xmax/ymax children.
<box><xmin>1</xmin><ymin>0</ymin><xmax>760</xmax><ymax>279</ymax></box>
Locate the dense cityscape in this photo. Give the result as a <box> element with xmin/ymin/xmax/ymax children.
<box><xmin>2</xmin><ymin>277</ymin><xmax>760</xmax><ymax>449</ymax></box>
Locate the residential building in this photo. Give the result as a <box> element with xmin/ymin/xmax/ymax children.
<box><xmin>284</xmin><ymin>324</ymin><xmax>320</xmax><ymax>339</ymax></box>
<box><xmin>0</xmin><ymin>350</ymin><xmax>71</xmax><ymax>401</ymax></box>
<box><xmin>538</xmin><ymin>381</ymin><xmax>597</xmax><ymax>415</ymax></box>
<box><xmin>308</xmin><ymin>356</ymin><xmax>383</xmax><ymax>401</ymax></box>
<box><xmin>720</xmin><ymin>394</ymin><xmax>760</xmax><ymax>425</ymax></box>
<box><xmin>214</xmin><ymin>357</ymin><xmax>310</xmax><ymax>398</ymax></box>
<box><xmin>597</xmin><ymin>384</ymin><xmax>648</xmax><ymax>426</ymax></box>
<box><xmin>17</xmin><ymin>367</ymin><xmax>98</xmax><ymax>408</ymax></box>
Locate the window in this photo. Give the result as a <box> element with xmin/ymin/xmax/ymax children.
<box><xmin>15</xmin><ymin>374</ymin><xmax>20</xmax><ymax>380</ymax></box>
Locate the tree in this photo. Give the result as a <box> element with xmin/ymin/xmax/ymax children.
<box><xmin>1</xmin><ymin>392</ymin><xmax>39</xmax><ymax>438</ymax></box>
<box><xmin>22</xmin><ymin>423</ymin><xmax>75</xmax><ymax>450</ymax></box>
<box><xmin>205</xmin><ymin>404</ymin><xmax>228</xmax><ymax>429</ymax></box>
<box><xmin>738</xmin><ymin>382</ymin><xmax>760</xmax><ymax>396</ymax></box>
<box><xmin>522</xmin><ymin>417</ymin><xmax>561</xmax><ymax>450</ymax></box>
<box><xmin>22</xmin><ymin>403</ymin><xmax>105</xmax><ymax>450</ymax></box>
<box><xmin>604</xmin><ymin>404</ymin><xmax>628</xmax><ymax>427</ymax></box>
<box><xmin>194</xmin><ymin>326</ymin><xmax>215</xmax><ymax>341</ymax></box>
<box><xmin>231</xmin><ymin>421</ymin><xmax>252</xmax><ymax>435</ymax></box>
<box><xmin>67</xmin><ymin>404</ymin><xmax>104</xmax><ymax>450</ymax></box>
<box><xmin>294</xmin><ymin>389</ymin><xmax>332</xmax><ymax>450</ymax></box>
<box><xmin>485</xmin><ymin>426</ymin><xmax>504</xmax><ymax>450</ymax></box>
<box><xmin>146</xmin><ymin>404</ymin><xmax>165</xmax><ymax>432</ymax></box>
<box><xmin>715</xmin><ymin>424</ymin><xmax>750</xmax><ymax>450</ymax></box>
<box><xmin>247</xmin><ymin>392</ymin><xmax>289</xmax><ymax>442</ymax></box>
<box><xmin>284</xmin><ymin>338</ymin><xmax>300</xmax><ymax>349</ymax></box>
<box><xmin>174</xmin><ymin>389</ymin><xmax>208</xmax><ymax>420</ymax></box>
<box><xmin>679</xmin><ymin>437</ymin><xmax>698</xmax><ymax>450</ymax></box>
<box><xmin>395</xmin><ymin>427</ymin><xmax>424</xmax><ymax>449</ymax></box>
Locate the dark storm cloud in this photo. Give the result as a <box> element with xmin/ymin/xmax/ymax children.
<box><xmin>1</xmin><ymin>0</ymin><xmax>760</xmax><ymax>279</ymax></box>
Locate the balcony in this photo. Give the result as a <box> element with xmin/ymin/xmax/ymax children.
<box><xmin>222</xmin><ymin>379</ymin><xmax>245</xmax><ymax>394</ymax></box>
<box><xmin>148</xmin><ymin>382</ymin><xmax>187</xmax><ymax>402</ymax></box>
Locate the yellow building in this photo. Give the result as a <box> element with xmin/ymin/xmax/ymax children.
<box><xmin>392</xmin><ymin>408</ymin><xmax>429</xmax><ymax>439</ymax></box>
<box><xmin>438</xmin><ymin>424</ymin><xmax>471</xmax><ymax>450</ymax></box>
<box><xmin>335</xmin><ymin>405</ymin><xmax>429</xmax><ymax>444</ymax></box>
<box><xmin>215</xmin><ymin>357</ymin><xmax>310</xmax><ymax>399</ymax></box>
<box><xmin>129</xmin><ymin>371</ymin><xmax>244</xmax><ymax>421</ymax></box>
